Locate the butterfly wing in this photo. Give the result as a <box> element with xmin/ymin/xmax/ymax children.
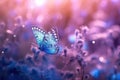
<box><xmin>40</xmin><ymin>41</ymin><xmax>59</xmax><ymax>54</ymax></box>
<box><xmin>44</xmin><ymin>45</ymin><xmax>59</xmax><ymax>54</ymax></box>
<box><xmin>32</xmin><ymin>27</ymin><xmax>45</xmax><ymax>46</ymax></box>
<box><xmin>42</xmin><ymin>28</ymin><xmax>59</xmax><ymax>54</ymax></box>
<box><xmin>32</xmin><ymin>27</ymin><xmax>59</xmax><ymax>54</ymax></box>
<box><xmin>50</xmin><ymin>28</ymin><xmax>59</xmax><ymax>42</ymax></box>
<box><xmin>45</xmin><ymin>28</ymin><xmax>58</xmax><ymax>44</ymax></box>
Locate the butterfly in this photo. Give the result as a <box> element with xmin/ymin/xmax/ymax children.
<box><xmin>32</xmin><ymin>27</ymin><xmax>59</xmax><ymax>54</ymax></box>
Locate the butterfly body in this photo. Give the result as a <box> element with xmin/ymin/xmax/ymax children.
<box><xmin>32</xmin><ymin>27</ymin><xmax>59</xmax><ymax>54</ymax></box>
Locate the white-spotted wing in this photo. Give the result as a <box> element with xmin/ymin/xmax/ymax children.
<box><xmin>32</xmin><ymin>27</ymin><xmax>59</xmax><ymax>54</ymax></box>
<box><xmin>32</xmin><ymin>27</ymin><xmax>45</xmax><ymax>45</ymax></box>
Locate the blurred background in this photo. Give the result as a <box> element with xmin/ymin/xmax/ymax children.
<box><xmin>0</xmin><ymin>0</ymin><xmax>120</xmax><ymax>80</ymax></box>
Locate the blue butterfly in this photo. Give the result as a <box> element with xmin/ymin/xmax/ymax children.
<box><xmin>32</xmin><ymin>27</ymin><xmax>59</xmax><ymax>54</ymax></box>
